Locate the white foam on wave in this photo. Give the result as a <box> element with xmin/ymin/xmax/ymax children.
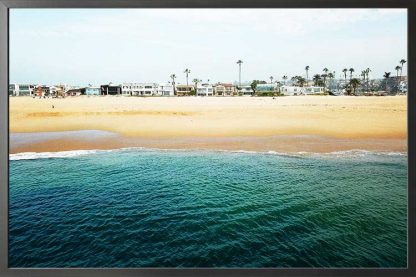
<box><xmin>9</xmin><ymin>147</ymin><xmax>407</xmax><ymax>161</ymax></box>
<box><xmin>9</xmin><ymin>149</ymin><xmax>108</xmax><ymax>161</ymax></box>
<box><xmin>317</xmin><ymin>149</ymin><xmax>407</xmax><ymax>157</ymax></box>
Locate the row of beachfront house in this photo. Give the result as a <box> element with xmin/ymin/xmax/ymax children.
<box><xmin>9</xmin><ymin>82</ymin><xmax>326</xmax><ymax>97</ymax></box>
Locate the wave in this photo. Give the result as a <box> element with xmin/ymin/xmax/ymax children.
<box><xmin>9</xmin><ymin>147</ymin><xmax>407</xmax><ymax>161</ymax></box>
<box><xmin>9</xmin><ymin>150</ymin><xmax>110</xmax><ymax>161</ymax></box>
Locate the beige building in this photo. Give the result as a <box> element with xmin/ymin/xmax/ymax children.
<box><xmin>175</xmin><ymin>85</ymin><xmax>194</xmax><ymax>96</ymax></box>
<box><xmin>214</xmin><ymin>83</ymin><xmax>236</xmax><ymax>96</ymax></box>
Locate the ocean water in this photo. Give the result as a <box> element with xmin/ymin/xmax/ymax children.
<box><xmin>9</xmin><ymin>148</ymin><xmax>407</xmax><ymax>268</ymax></box>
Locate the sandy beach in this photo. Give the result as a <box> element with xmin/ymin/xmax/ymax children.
<box><xmin>9</xmin><ymin>96</ymin><xmax>407</xmax><ymax>154</ymax></box>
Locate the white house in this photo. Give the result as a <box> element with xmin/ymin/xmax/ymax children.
<box><xmin>196</xmin><ymin>83</ymin><xmax>214</xmax><ymax>96</ymax></box>
<box><xmin>238</xmin><ymin>85</ymin><xmax>253</xmax><ymax>96</ymax></box>
<box><xmin>121</xmin><ymin>83</ymin><xmax>137</xmax><ymax>96</ymax></box>
<box><xmin>157</xmin><ymin>83</ymin><xmax>174</xmax><ymax>96</ymax></box>
<box><xmin>280</xmin><ymin>86</ymin><xmax>304</xmax><ymax>96</ymax></box>
<box><xmin>122</xmin><ymin>83</ymin><xmax>158</xmax><ymax>96</ymax></box>
<box><xmin>8</xmin><ymin>84</ymin><xmax>34</xmax><ymax>96</ymax></box>
<box><xmin>280</xmin><ymin>85</ymin><xmax>325</xmax><ymax>96</ymax></box>
<box><xmin>304</xmin><ymin>86</ymin><xmax>325</xmax><ymax>95</ymax></box>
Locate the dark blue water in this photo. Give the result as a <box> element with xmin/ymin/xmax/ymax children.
<box><xmin>9</xmin><ymin>149</ymin><xmax>407</xmax><ymax>268</ymax></box>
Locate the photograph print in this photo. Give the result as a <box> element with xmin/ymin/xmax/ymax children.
<box><xmin>9</xmin><ymin>8</ymin><xmax>408</xmax><ymax>268</ymax></box>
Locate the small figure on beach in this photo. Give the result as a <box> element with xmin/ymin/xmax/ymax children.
<box><xmin>52</xmin><ymin>105</ymin><xmax>54</xmax><ymax>109</ymax></box>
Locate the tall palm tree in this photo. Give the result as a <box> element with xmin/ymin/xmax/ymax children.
<box><xmin>184</xmin><ymin>68</ymin><xmax>191</xmax><ymax>87</ymax></box>
<box><xmin>323</xmin><ymin>68</ymin><xmax>329</xmax><ymax>74</ymax></box>
<box><xmin>365</xmin><ymin>68</ymin><xmax>371</xmax><ymax>93</ymax></box>
<box><xmin>383</xmin><ymin>72</ymin><xmax>391</xmax><ymax>92</ymax></box>
<box><xmin>192</xmin><ymin>78</ymin><xmax>201</xmax><ymax>96</ymax></box>
<box><xmin>342</xmin><ymin>68</ymin><xmax>348</xmax><ymax>86</ymax></box>
<box><xmin>269</xmin><ymin>76</ymin><xmax>274</xmax><ymax>84</ymax></box>
<box><xmin>399</xmin><ymin>59</ymin><xmax>406</xmax><ymax>78</ymax></box>
<box><xmin>321</xmin><ymin>74</ymin><xmax>328</xmax><ymax>91</ymax></box>
<box><xmin>360</xmin><ymin>70</ymin><xmax>366</xmax><ymax>81</ymax></box>
<box><xmin>349</xmin><ymin>78</ymin><xmax>360</xmax><ymax>95</ymax></box>
<box><xmin>327</xmin><ymin>72</ymin><xmax>334</xmax><ymax>92</ymax></box>
<box><xmin>305</xmin><ymin>66</ymin><xmax>310</xmax><ymax>84</ymax></box>
<box><xmin>360</xmin><ymin>71</ymin><xmax>366</xmax><ymax>94</ymax></box>
<box><xmin>349</xmin><ymin>68</ymin><xmax>354</xmax><ymax>80</ymax></box>
<box><xmin>282</xmin><ymin>75</ymin><xmax>288</xmax><ymax>85</ymax></box>
<box><xmin>236</xmin><ymin>60</ymin><xmax>243</xmax><ymax>87</ymax></box>
<box><xmin>170</xmin><ymin>74</ymin><xmax>177</xmax><ymax>95</ymax></box>
<box><xmin>399</xmin><ymin>59</ymin><xmax>406</xmax><ymax>93</ymax></box>
<box><xmin>395</xmin><ymin>65</ymin><xmax>401</xmax><ymax>90</ymax></box>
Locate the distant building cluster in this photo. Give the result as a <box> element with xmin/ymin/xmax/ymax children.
<box><xmin>9</xmin><ymin>76</ymin><xmax>407</xmax><ymax>98</ymax></box>
<box><xmin>8</xmin><ymin>82</ymin><xmax>327</xmax><ymax>98</ymax></box>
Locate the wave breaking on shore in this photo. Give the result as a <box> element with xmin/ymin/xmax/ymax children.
<box><xmin>9</xmin><ymin>147</ymin><xmax>407</xmax><ymax>161</ymax></box>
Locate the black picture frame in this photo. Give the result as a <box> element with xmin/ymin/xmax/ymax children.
<box><xmin>0</xmin><ymin>1</ymin><xmax>415</xmax><ymax>276</ymax></box>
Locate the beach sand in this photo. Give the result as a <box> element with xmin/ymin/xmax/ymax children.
<box><xmin>9</xmin><ymin>96</ymin><xmax>407</xmax><ymax>154</ymax></box>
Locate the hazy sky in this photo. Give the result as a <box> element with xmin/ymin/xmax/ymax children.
<box><xmin>10</xmin><ymin>8</ymin><xmax>407</xmax><ymax>86</ymax></box>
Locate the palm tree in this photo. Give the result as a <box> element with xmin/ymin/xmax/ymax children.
<box><xmin>282</xmin><ymin>75</ymin><xmax>288</xmax><ymax>85</ymax></box>
<box><xmin>291</xmin><ymin>76</ymin><xmax>306</xmax><ymax>87</ymax></box>
<box><xmin>395</xmin><ymin>65</ymin><xmax>401</xmax><ymax>78</ymax></box>
<box><xmin>321</xmin><ymin>74</ymin><xmax>328</xmax><ymax>91</ymax></box>
<box><xmin>192</xmin><ymin>78</ymin><xmax>201</xmax><ymax>96</ymax></box>
<box><xmin>349</xmin><ymin>68</ymin><xmax>354</xmax><ymax>80</ymax></box>
<box><xmin>323</xmin><ymin>68</ymin><xmax>329</xmax><ymax>74</ymax></box>
<box><xmin>170</xmin><ymin>74</ymin><xmax>177</xmax><ymax>95</ymax></box>
<box><xmin>349</xmin><ymin>78</ymin><xmax>360</xmax><ymax>95</ymax></box>
<box><xmin>305</xmin><ymin>66</ymin><xmax>310</xmax><ymax>84</ymax></box>
<box><xmin>365</xmin><ymin>68</ymin><xmax>371</xmax><ymax>93</ymax></box>
<box><xmin>269</xmin><ymin>76</ymin><xmax>274</xmax><ymax>84</ymax></box>
<box><xmin>342</xmin><ymin>68</ymin><xmax>348</xmax><ymax>86</ymax></box>
<box><xmin>313</xmin><ymin>74</ymin><xmax>321</xmax><ymax>86</ymax></box>
<box><xmin>383</xmin><ymin>72</ymin><xmax>391</xmax><ymax>92</ymax></box>
<box><xmin>360</xmin><ymin>71</ymin><xmax>366</xmax><ymax>94</ymax></box>
<box><xmin>327</xmin><ymin>72</ymin><xmax>334</xmax><ymax>92</ymax></box>
<box><xmin>399</xmin><ymin>59</ymin><xmax>406</xmax><ymax>78</ymax></box>
<box><xmin>184</xmin><ymin>68</ymin><xmax>191</xmax><ymax>87</ymax></box>
<box><xmin>395</xmin><ymin>65</ymin><xmax>401</xmax><ymax>90</ymax></box>
<box><xmin>360</xmin><ymin>70</ymin><xmax>366</xmax><ymax>81</ymax></box>
<box><xmin>297</xmin><ymin>77</ymin><xmax>306</xmax><ymax>87</ymax></box>
<box><xmin>236</xmin><ymin>60</ymin><xmax>243</xmax><ymax>87</ymax></box>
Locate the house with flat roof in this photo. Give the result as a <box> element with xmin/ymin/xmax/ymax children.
<box><xmin>101</xmin><ymin>85</ymin><xmax>122</xmax><ymax>95</ymax></box>
<box><xmin>8</xmin><ymin>84</ymin><xmax>34</xmax><ymax>96</ymax></box>
<box><xmin>157</xmin><ymin>83</ymin><xmax>174</xmax><ymax>96</ymax></box>
<box><xmin>196</xmin><ymin>83</ymin><xmax>214</xmax><ymax>96</ymax></box>
<box><xmin>238</xmin><ymin>85</ymin><xmax>253</xmax><ymax>96</ymax></box>
<box><xmin>121</xmin><ymin>83</ymin><xmax>137</xmax><ymax>96</ymax></box>
<box><xmin>280</xmin><ymin>86</ymin><xmax>304</xmax><ymax>96</ymax></box>
<box><xmin>85</xmin><ymin>86</ymin><xmax>101</xmax><ymax>96</ymax></box>
<box><xmin>122</xmin><ymin>83</ymin><xmax>158</xmax><ymax>96</ymax></box>
<box><xmin>50</xmin><ymin>85</ymin><xmax>66</xmax><ymax>98</ymax></box>
<box><xmin>214</xmin><ymin>83</ymin><xmax>235</xmax><ymax>96</ymax></box>
<box><xmin>138</xmin><ymin>83</ymin><xmax>158</xmax><ymax>96</ymax></box>
<box><xmin>256</xmin><ymin>83</ymin><xmax>279</xmax><ymax>93</ymax></box>
<box><xmin>304</xmin><ymin>86</ymin><xmax>325</xmax><ymax>95</ymax></box>
<box><xmin>280</xmin><ymin>85</ymin><xmax>324</xmax><ymax>96</ymax></box>
<box><xmin>176</xmin><ymin>84</ymin><xmax>194</xmax><ymax>96</ymax></box>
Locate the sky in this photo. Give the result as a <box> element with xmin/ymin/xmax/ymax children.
<box><xmin>10</xmin><ymin>8</ymin><xmax>407</xmax><ymax>86</ymax></box>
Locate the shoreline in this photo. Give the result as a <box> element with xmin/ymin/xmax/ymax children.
<box><xmin>9</xmin><ymin>130</ymin><xmax>407</xmax><ymax>154</ymax></box>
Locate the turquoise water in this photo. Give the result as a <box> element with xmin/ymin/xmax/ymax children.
<box><xmin>9</xmin><ymin>149</ymin><xmax>407</xmax><ymax>268</ymax></box>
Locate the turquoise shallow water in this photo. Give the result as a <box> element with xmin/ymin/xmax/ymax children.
<box><xmin>9</xmin><ymin>149</ymin><xmax>407</xmax><ymax>268</ymax></box>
